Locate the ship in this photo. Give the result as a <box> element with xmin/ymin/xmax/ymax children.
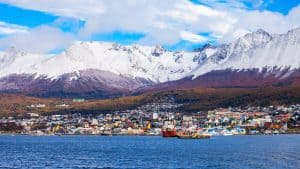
<box><xmin>162</xmin><ymin>121</ymin><xmax>177</xmax><ymax>137</ymax></box>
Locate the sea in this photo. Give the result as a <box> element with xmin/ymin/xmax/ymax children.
<box><xmin>0</xmin><ymin>134</ymin><xmax>299</xmax><ymax>169</ymax></box>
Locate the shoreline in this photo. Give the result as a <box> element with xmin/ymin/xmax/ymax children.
<box><xmin>1</xmin><ymin>132</ymin><xmax>300</xmax><ymax>137</ymax></box>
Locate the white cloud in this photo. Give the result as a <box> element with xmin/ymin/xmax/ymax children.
<box><xmin>0</xmin><ymin>22</ymin><xmax>28</xmax><ymax>35</ymax></box>
<box><xmin>138</xmin><ymin>28</ymin><xmax>181</xmax><ymax>46</ymax></box>
<box><xmin>180</xmin><ymin>31</ymin><xmax>207</xmax><ymax>43</ymax></box>
<box><xmin>0</xmin><ymin>0</ymin><xmax>300</xmax><ymax>52</ymax></box>
<box><xmin>0</xmin><ymin>0</ymin><xmax>105</xmax><ymax>19</ymax></box>
<box><xmin>0</xmin><ymin>25</ymin><xmax>74</xmax><ymax>53</ymax></box>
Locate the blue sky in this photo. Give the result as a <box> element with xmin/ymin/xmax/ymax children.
<box><xmin>0</xmin><ymin>4</ymin><xmax>57</xmax><ymax>27</ymax></box>
<box><xmin>0</xmin><ymin>0</ymin><xmax>299</xmax><ymax>53</ymax></box>
<box><xmin>191</xmin><ymin>0</ymin><xmax>300</xmax><ymax>14</ymax></box>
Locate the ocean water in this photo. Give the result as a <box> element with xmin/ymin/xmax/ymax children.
<box><xmin>0</xmin><ymin>135</ymin><xmax>299</xmax><ymax>169</ymax></box>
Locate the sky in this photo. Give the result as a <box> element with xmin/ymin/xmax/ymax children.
<box><xmin>0</xmin><ymin>0</ymin><xmax>299</xmax><ymax>53</ymax></box>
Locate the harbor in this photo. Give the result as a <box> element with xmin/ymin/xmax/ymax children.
<box><xmin>1</xmin><ymin>102</ymin><xmax>300</xmax><ymax>137</ymax></box>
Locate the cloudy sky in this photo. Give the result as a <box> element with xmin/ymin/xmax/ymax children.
<box><xmin>0</xmin><ymin>0</ymin><xmax>299</xmax><ymax>53</ymax></box>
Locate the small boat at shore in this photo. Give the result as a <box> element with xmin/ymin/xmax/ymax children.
<box><xmin>222</xmin><ymin>130</ymin><xmax>233</xmax><ymax>136</ymax></box>
<box><xmin>176</xmin><ymin>131</ymin><xmax>210</xmax><ymax>139</ymax></box>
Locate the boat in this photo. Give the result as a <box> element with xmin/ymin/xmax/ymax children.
<box><xmin>205</xmin><ymin>128</ymin><xmax>220</xmax><ymax>136</ymax></box>
<box><xmin>222</xmin><ymin>130</ymin><xmax>233</xmax><ymax>136</ymax></box>
<box><xmin>162</xmin><ymin>121</ymin><xmax>177</xmax><ymax>137</ymax></box>
<box><xmin>176</xmin><ymin>132</ymin><xmax>210</xmax><ymax>139</ymax></box>
<box><xmin>162</xmin><ymin>129</ymin><xmax>177</xmax><ymax>137</ymax></box>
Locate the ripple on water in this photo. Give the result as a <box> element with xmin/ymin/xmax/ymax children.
<box><xmin>0</xmin><ymin>135</ymin><xmax>299</xmax><ymax>169</ymax></box>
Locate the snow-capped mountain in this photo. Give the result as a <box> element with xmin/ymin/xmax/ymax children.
<box><xmin>0</xmin><ymin>42</ymin><xmax>199</xmax><ymax>83</ymax></box>
<box><xmin>0</xmin><ymin>28</ymin><xmax>299</xmax><ymax>97</ymax></box>
<box><xmin>189</xmin><ymin>28</ymin><xmax>300</xmax><ymax>77</ymax></box>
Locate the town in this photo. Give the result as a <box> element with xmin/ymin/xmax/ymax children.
<box><xmin>1</xmin><ymin>102</ymin><xmax>300</xmax><ymax>136</ymax></box>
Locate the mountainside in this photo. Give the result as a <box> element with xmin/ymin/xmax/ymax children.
<box><xmin>0</xmin><ymin>28</ymin><xmax>299</xmax><ymax>97</ymax></box>
<box><xmin>141</xmin><ymin>68</ymin><xmax>300</xmax><ymax>93</ymax></box>
<box><xmin>0</xmin><ymin>69</ymin><xmax>153</xmax><ymax>98</ymax></box>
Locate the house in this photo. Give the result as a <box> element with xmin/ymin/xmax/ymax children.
<box><xmin>72</xmin><ymin>98</ymin><xmax>85</xmax><ymax>102</ymax></box>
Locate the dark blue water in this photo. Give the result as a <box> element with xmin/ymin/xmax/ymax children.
<box><xmin>0</xmin><ymin>135</ymin><xmax>299</xmax><ymax>169</ymax></box>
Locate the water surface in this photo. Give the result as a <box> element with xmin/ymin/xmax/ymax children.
<box><xmin>0</xmin><ymin>135</ymin><xmax>299</xmax><ymax>169</ymax></box>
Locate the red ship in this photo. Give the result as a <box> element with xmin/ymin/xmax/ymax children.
<box><xmin>162</xmin><ymin>121</ymin><xmax>177</xmax><ymax>137</ymax></box>
<box><xmin>162</xmin><ymin>129</ymin><xmax>177</xmax><ymax>137</ymax></box>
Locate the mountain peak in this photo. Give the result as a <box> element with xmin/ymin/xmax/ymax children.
<box><xmin>6</xmin><ymin>46</ymin><xmax>20</xmax><ymax>54</ymax></box>
<box><xmin>112</xmin><ymin>43</ymin><xmax>122</xmax><ymax>51</ymax></box>
<box><xmin>193</xmin><ymin>43</ymin><xmax>215</xmax><ymax>52</ymax></box>
<box><xmin>151</xmin><ymin>45</ymin><xmax>166</xmax><ymax>57</ymax></box>
<box><xmin>234</xmin><ymin>28</ymin><xmax>273</xmax><ymax>51</ymax></box>
<box><xmin>254</xmin><ymin>29</ymin><xmax>269</xmax><ymax>34</ymax></box>
<box><xmin>243</xmin><ymin>28</ymin><xmax>272</xmax><ymax>39</ymax></box>
<box><xmin>286</xmin><ymin>27</ymin><xmax>300</xmax><ymax>39</ymax></box>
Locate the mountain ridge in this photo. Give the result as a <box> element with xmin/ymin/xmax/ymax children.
<box><xmin>0</xmin><ymin>27</ymin><xmax>299</xmax><ymax>98</ymax></box>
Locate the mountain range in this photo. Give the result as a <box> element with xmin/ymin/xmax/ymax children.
<box><xmin>0</xmin><ymin>27</ymin><xmax>299</xmax><ymax>98</ymax></box>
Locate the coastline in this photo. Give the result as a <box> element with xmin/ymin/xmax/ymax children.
<box><xmin>1</xmin><ymin>131</ymin><xmax>300</xmax><ymax>137</ymax></box>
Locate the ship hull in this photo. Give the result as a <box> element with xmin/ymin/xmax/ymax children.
<box><xmin>162</xmin><ymin>130</ymin><xmax>177</xmax><ymax>137</ymax></box>
<box><xmin>176</xmin><ymin>135</ymin><xmax>210</xmax><ymax>139</ymax></box>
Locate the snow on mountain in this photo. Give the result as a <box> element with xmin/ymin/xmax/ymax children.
<box><xmin>190</xmin><ymin>28</ymin><xmax>300</xmax><ymax>78</ymax></box>
<box><xmin>0</xmin><ymin>27</ymin><xmax>299</xmax><ymax>85</ymax></box>
<box><xmin>0</xmin><ymin>42</ymin><xmax>200</xmax><ymax>82</ymax></box>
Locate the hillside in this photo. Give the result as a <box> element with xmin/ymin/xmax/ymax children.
<box><xmin>1</xmin><ymin>86</ymin><xmax>300</xmax><ymax>116</ymax></box>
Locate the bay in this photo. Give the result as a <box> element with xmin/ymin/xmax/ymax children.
<box><xmin>0</xmin><ymin>135</ymin><xmax>299</xmax><ymax>169</ymax></box>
